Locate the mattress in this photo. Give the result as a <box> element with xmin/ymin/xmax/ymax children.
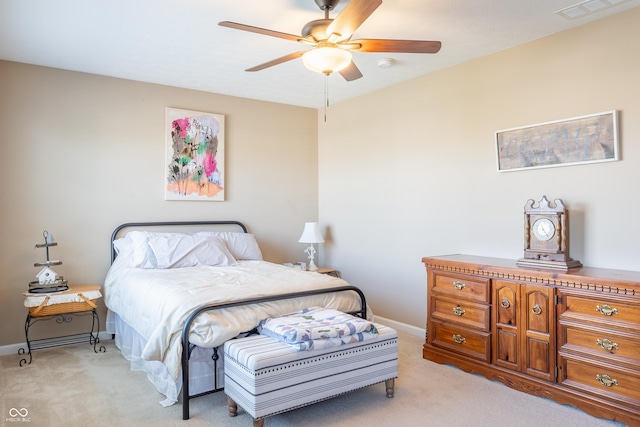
<box><xmin>103</xmin><ymin>259</ymin><xmax>368</xmax><ymax>406</ymax></box>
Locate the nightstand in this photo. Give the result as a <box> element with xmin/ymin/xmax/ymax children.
<box><xmin>315</xmin><ymin>267</ymin><xmax>341</xmax><ymax>278</ymax></box>
<box><xmin>19</xmin><ymin>284</ymin><xmax>106</xmax><ymax>366</ymax></box>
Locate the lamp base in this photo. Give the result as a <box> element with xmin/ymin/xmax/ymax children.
<box><xmin>304</xmin><ymin>244</ymin><xmax>318</xmax><ymax>271</ymax></box>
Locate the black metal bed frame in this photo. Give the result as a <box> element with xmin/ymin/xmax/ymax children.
<box><xmin>109</xmin><ymin>221</ymin><xmax>367</xmax><ymax>421</ymax></box>
<box><xmin>180</xmin><ymin>285</ymin><xmax>366</xmax><ymax>420</ymax></box>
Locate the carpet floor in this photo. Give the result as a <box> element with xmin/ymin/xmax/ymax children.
<box><xmin>0</xmin><ymin>331</ymin><xmax>628</xmax><ymax>427</ymax></box>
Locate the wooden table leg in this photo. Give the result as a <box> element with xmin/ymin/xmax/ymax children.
<box><xmin>385</xmin><ymin>378</ymin><xmax>395</xmax><ymax>398</ymax></box>
<box><xmin>227</xmin><ymin>397</ymin><xmax>237</xmax><ymax>417</ymax></box>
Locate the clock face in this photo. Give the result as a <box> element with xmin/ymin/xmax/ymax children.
<box><xmin>532</xmin><ymin>218</ymin><xmax>555</xmax><ymax>241</ymax></box>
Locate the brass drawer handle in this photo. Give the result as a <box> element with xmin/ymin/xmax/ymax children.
<box><xmin>452</xmin><ymin>334</ymin><xmax>466</xmax><ymax>344</ymax></box>
<box><xmin>500</xmin><ymin>298</ymin><xmax>511</xmax><ymax>309</ymax></box>
<box><xmin>596</xmin><ymin>304</ymin><xmax>618</xmax><ymax>316</ymax></box>
<box><xmin>452</xmin><ymin>281</ymin><xmax>466</xmax><ymax>290</ymax></box>
<box><xmin>452</xmin><ymin>306</ymin><xmax>466</xmax><ymax>316</ymax></box>
<box><xmin>596</xmin><ymin>374</ymin><xmax>618</xmax><ymax>387</ymax></box>
<box><xmin>531</xmin><ymin>303</ymin><xmax>542</xmax><ymax>315</ymax></box>
<box><xmin>596</xmin><ymin>338</ymin><xmax>619</xmax><ymax>352</ymax></box>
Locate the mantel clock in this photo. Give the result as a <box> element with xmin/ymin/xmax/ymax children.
<box><xmin>516</xmin><ymin>196</ymin><xmax>582</xmax><ymax>271</ymax></box>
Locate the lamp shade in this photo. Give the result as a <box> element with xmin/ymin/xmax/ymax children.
<box><xmin>302</xmin><ymin>45</ymin><xmax>352</xmax><ymax>75</ymax></box>
<box><xmin>298</xmin><ymin>222</ymin><xmax>325</xmax><ymax>244</ymax></box>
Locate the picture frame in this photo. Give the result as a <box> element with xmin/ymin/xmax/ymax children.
<box><xmin>495</xmin><ymin>110</ymin><xmax>618</xmax><ymax>172</ymax></box>
<box><xmin>165</xmin><ymin>107</ymin><xmax>225</xmax><ymax>201</ymax></box>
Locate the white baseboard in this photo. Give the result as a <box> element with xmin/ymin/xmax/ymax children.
<box><xmin>373</xmin><ymin>315</ymin><xmax>426</xmax><ymax>338</ymax></box>
<box><xmin>0</xmin><ymin>331</ymin><xmax>113</xmax><ymax>357</ymax></box>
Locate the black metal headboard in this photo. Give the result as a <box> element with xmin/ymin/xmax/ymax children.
<box><xmin>110</xmin><ymin>220</ymin><xmax>248</xmax><ymax>264</ymax></box>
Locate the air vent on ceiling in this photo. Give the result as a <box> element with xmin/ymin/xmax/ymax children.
<box><xmin>555</xmin><ymin>0</ymin><xmax>631</xmax><ymax>20</ymax></box>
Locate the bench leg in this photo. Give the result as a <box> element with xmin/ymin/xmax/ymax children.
<box><xmin>228</xmin><ymin>397</ymin><xmax>264</xmax><ymax>426</ymax></box>
<box><xmin>385</xmin><ymin>378</ymin><xmax>395</xmax><ymax>398</ymax></box>
<box><xmin>227</xmin><ymin>397</ymin><xmax>238</xmax><ymax>417</ymax></box>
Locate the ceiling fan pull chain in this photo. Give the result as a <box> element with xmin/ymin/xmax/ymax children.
<box><xmin>324</xmin><ymin>73</ymin><xmax>329</xmax><ymax>122</ymax></box>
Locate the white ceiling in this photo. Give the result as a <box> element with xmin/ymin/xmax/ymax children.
<box><xmin>1</xmin><ymin>0</ymin><xmax>639</xmax><ymax>108</ymax></box>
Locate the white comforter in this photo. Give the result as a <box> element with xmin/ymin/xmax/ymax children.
<box><xmin>103</xmin><ymin>259</ymin><xmax>366</xmax><ymax>382</ymax></box>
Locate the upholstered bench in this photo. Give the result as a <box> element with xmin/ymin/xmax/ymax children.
<box><xmin>223</xmin><ymin>323</ymin><xmax>398</xmax><ymax>427</ymax></box>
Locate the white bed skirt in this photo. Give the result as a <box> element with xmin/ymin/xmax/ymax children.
<box><xmin>106</xmin><ymin>310</ymin><xmax>224</xmax><ymax>406</ymax></box>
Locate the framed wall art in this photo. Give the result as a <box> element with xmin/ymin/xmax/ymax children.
<box><xmin>495</xmin><ymin>110</ymin><xmax>618</xmax><ymax>172</ymax></box>
<box><xmin>165</xmin><ymin>107</ymin><xmax>225</xmax><ymax>201</ymax></box>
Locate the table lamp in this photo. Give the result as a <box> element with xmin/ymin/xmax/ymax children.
<box><xmin>298</xmin><ymin>222</ymin><xmax>324</xmax><ymax>271</ymax></box>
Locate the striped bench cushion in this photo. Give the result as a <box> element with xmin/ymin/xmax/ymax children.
<box><xmin>223</xmin><ymin>323</ymin><xmax>398</xmax><ymax>420</ymax></box>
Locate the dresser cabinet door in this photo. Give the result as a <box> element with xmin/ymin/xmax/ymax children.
<box><xmin>522</xmin><ymin>284</ymin><xmax>555</xmax><ymax>381</ymax></box>
<box><xmin>492</xmin><ymin>281</ymin><xmax>555</xmax><ymax>381</ymax></box>
<box><xmin>494</xmin><ymin>281</ymin><xmax>519</xmax><ymax>370</ymax></box>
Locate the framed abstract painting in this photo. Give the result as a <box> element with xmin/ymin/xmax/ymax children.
<box><xmin>165</xmin><ymin>108</ymin><xmax>225</xmax><ymax>201</ymax></box>
<box><xmin>495</xmin><ymin>110</ymin><xmax>618</xmax><ymax>172</ymax></box>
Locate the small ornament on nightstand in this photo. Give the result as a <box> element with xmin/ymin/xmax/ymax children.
<box><xmin>29</xmin><ymin>230</ymin><xmax>69</xmax><ymax>293</ymax></box>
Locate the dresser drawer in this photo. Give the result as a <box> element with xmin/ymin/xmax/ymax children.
<box><xmin>559</xmin><ymin>355</ymin><xmax>640</xmax><ymax>404</ymax></box>
<box><xmin>559</xmin><ymin>292</ymin><xmax>640</xmax><ymax>331</ymax></box>
<box><xmin>430</xmin><ymin>320</ymin><xmax>490</xmax><ymax>362</ymax></box>
<box><xmin>560</xmin><ymin>323</ymin><xmax>640</xmax><ymax>366</ymax></box>
<box><xmin>431</xmin><ymin>272</ymin><xmax>490</xmax><ymax>303</ymax></box>
<box><xmin>431</xmin><ymin>296</ymin><xmax>490</xmax><ymax>331</ymax></box>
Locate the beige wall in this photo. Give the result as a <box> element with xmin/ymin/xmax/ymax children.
<box><xmin>2</xmin><ymin>8</ymin><xmax>638</xmax><ymax>347</ymax></box>
<box><xmin>318</xmin><ymin>9</ymin><xmax>640</xmax><ymax>327</ymax></box>
<box><xmin>0</xmin><ymin>63</ymin><xmax>318</xmax><ymax>346</ymax></box>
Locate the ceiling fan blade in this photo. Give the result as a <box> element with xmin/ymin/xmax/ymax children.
<box><xmin>326</xmin><ymin>0</ymin><xmax>382</xmax><ymax>42</ymax></box>
<box><xmin>219</xmin><ymin>21</ymin><xmax>302</xmax><ymax>43</ymax></box>
<box><xmin>245</xmin><ymin>51</ymin><xmax>308</xmax><ymax>72</ymax></box>
<box><xmin>339</xmin><ymin>61</ymin><xmax>363</xmax><ymax>81</ymax></box>
<box><xmin>349</xmin><ymin>39</ymin><xmax>442</xmax><ymax>53</ymax></box>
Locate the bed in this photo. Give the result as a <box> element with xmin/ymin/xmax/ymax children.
<box><xmin>103</xmin><ymin>221</ymin><xmax>369</xmax><ymax>420</ymax></box>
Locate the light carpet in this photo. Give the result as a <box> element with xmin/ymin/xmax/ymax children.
<box><xmin>0</xmin><ymin>332</ymin><xmax>628</xmax><ymax>427</ymax></box>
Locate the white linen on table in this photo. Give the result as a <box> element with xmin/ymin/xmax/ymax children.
<box><xmin>103</xmin><ymin>259</ymin><xmax>366</xmax><ymax>388</ymax></box>
<box><xmin>23</xmin><ymin>287</ymin><xmax>103</xmax><ymax>307</ymax></box>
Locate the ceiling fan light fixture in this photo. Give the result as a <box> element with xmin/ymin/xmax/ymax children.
<box><xmin>302</xmin><ymin>45</ymin><xmax>352</xmax><ymax>75</ymax></box>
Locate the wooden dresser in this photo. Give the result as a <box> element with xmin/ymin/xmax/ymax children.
<box><xmin>422</xmin><ymin>255</ymin><xmax>640</xmax><ymax>426</ymax></box>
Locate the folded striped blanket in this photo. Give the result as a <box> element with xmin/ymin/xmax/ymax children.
<box><xmin>257</xmin><ymin>306</ymin><xmax>378</xmax><ymax>351</ymax></box>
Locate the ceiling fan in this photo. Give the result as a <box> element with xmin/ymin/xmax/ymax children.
<box><xmin>219</xmin><ymin>0</ymin><xmax>442</xmax><ymax>81</ymax></box>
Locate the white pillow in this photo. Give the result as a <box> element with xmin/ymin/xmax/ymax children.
<box><xmin>113</xmin><ymin>236</ymin><xmax>131</xmax><ymax>257</ymax></box>
<box><xmin>199</xmin><ymin>232</ymin><xmax>263</xmax><ymax>260</ymax></box>
<box><xmin>113</xmin><ymin>231</ymin><xmax>156</xmax><ymax>268</ymax></box>
<box><xmin>148</xmin><ymin>234</ymin><xmax>237</xmax><ymax>268</ymax></box>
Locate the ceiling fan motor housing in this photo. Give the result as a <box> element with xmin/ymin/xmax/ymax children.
<box><xmin>314</xmin><ymin>0</ymin><xmax>340</xmax><ymax>11</ymax></box>
<box><xmin>302</xmin><ymin>19</ymin><xmax>332</xmax><ymax>41</ymax></box>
